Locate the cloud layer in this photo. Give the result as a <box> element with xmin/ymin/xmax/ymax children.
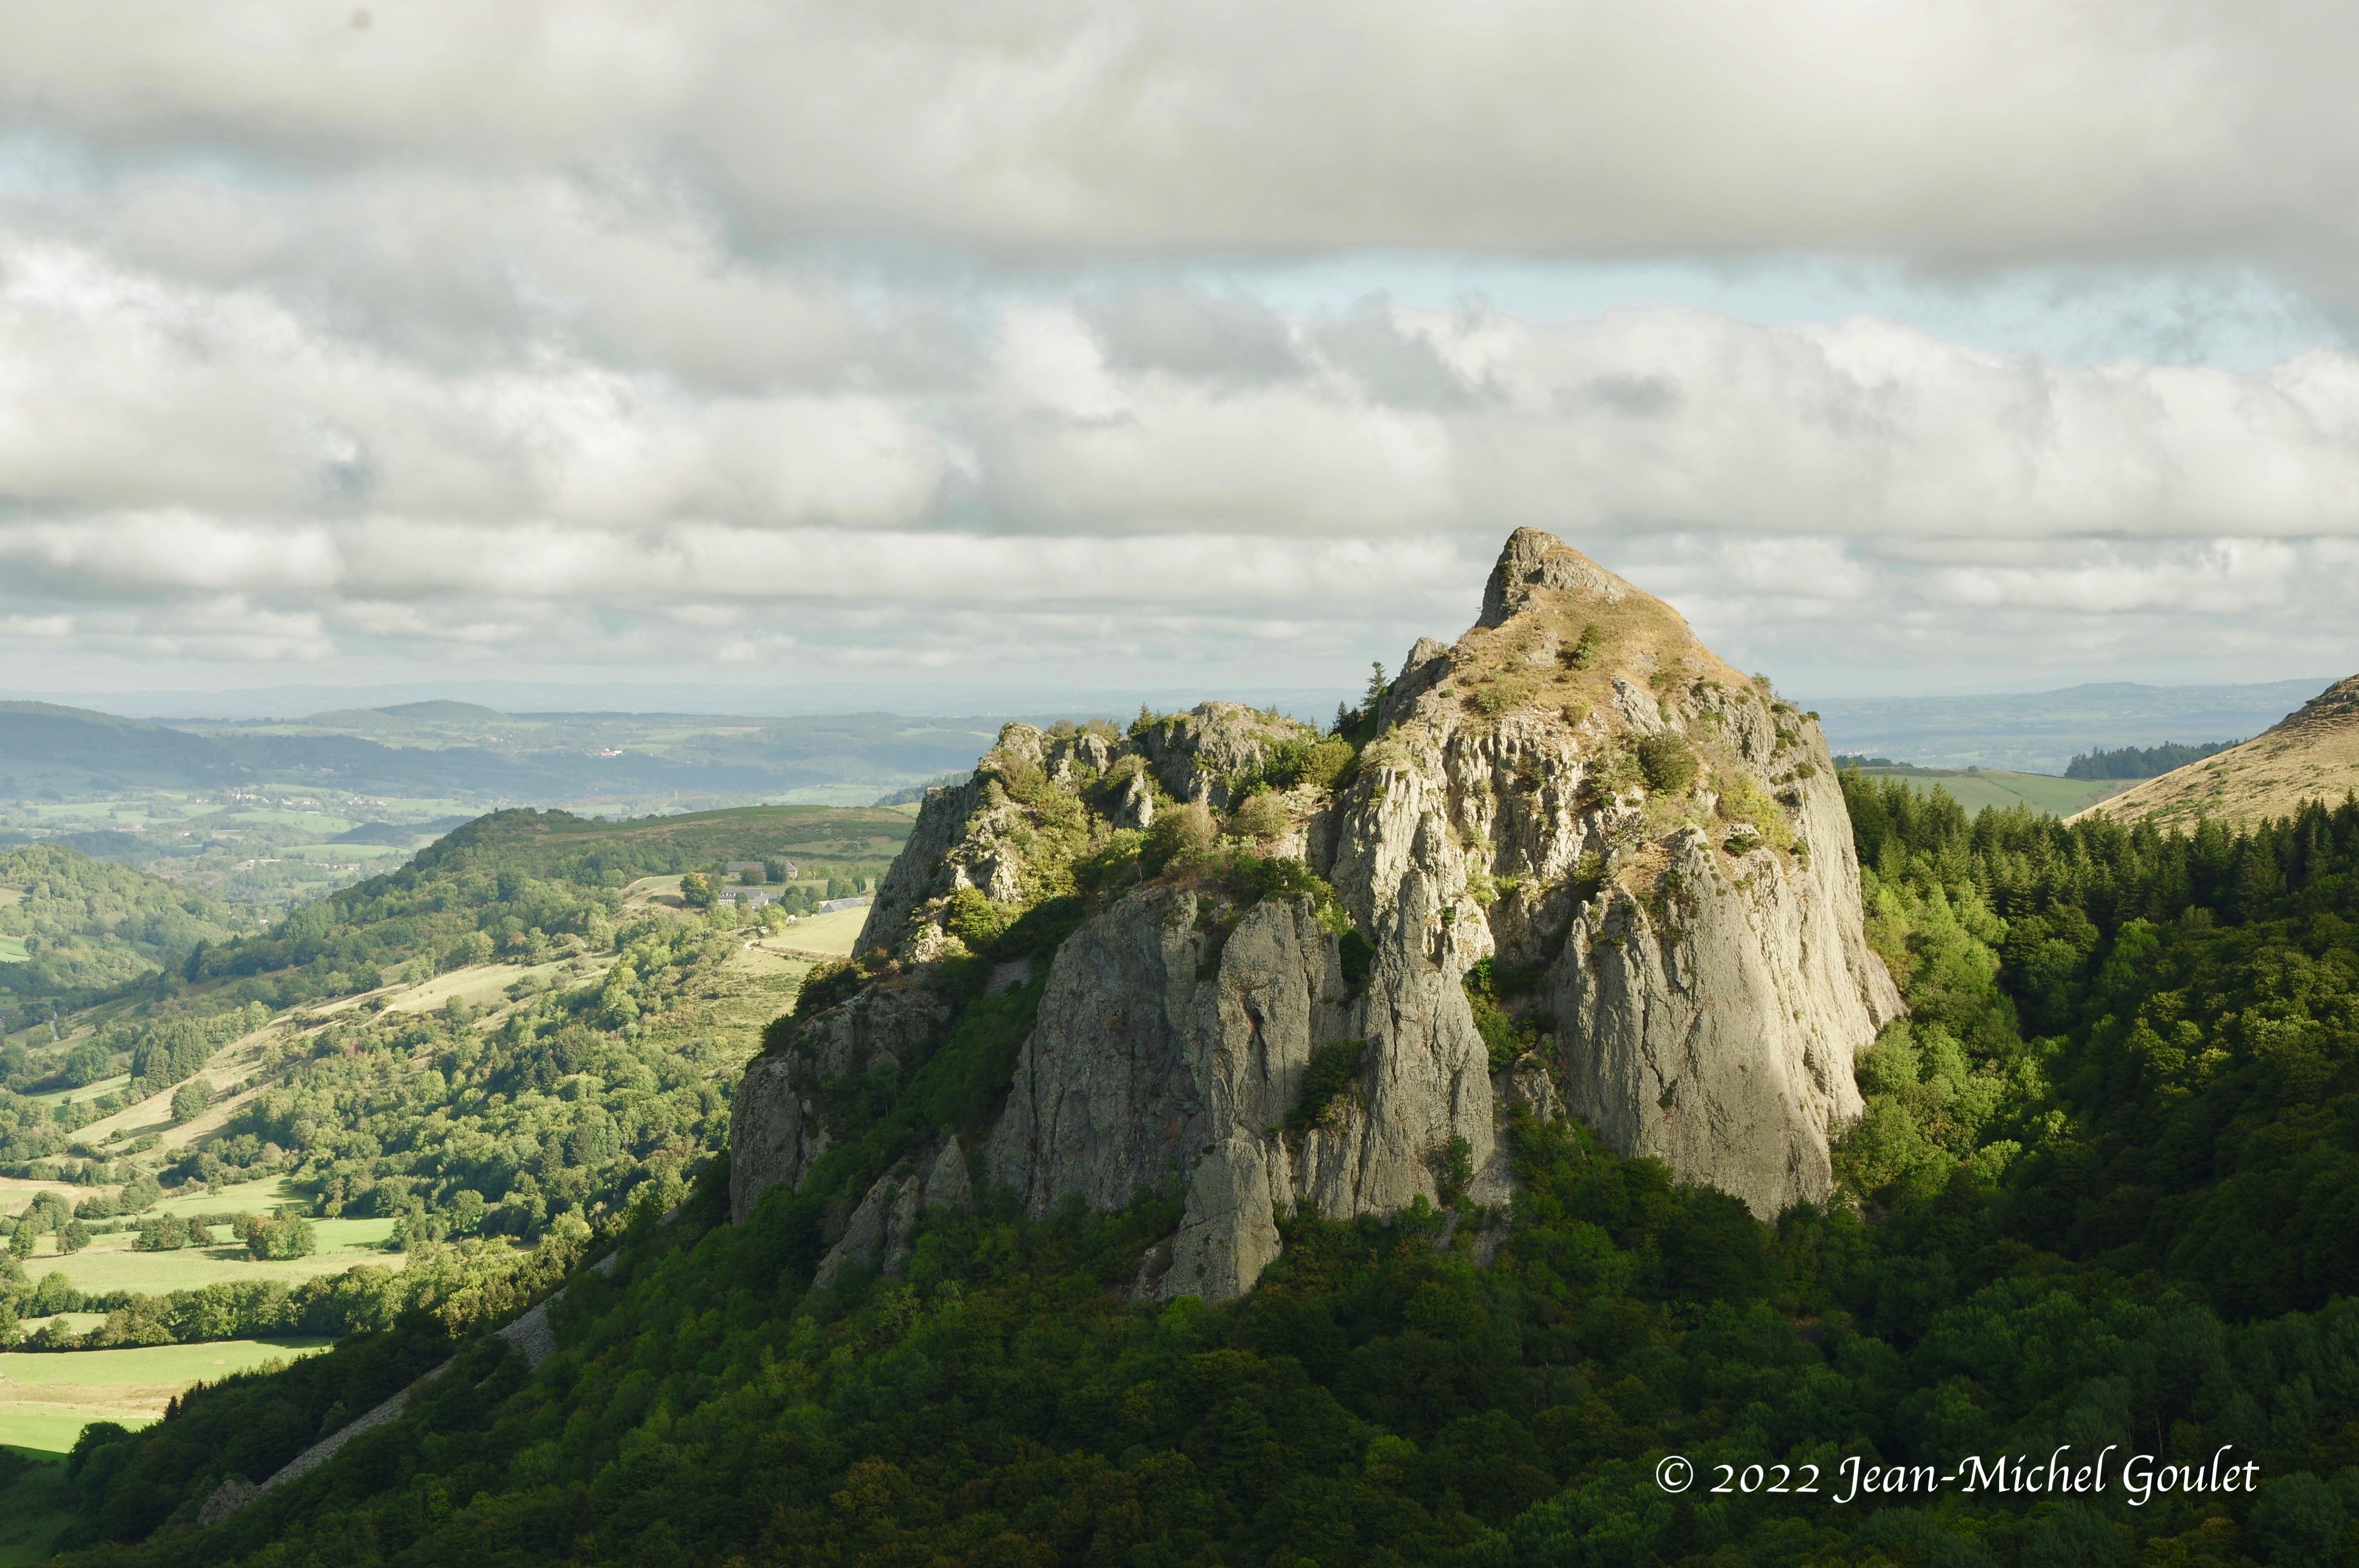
<box><xmin>9</xmin><ymin>1</ymin><xmax>2357</xmax><ymax>280</ymax></box>
<box><xmin>3</xmin><ymin>4</ymin><xmax>2356</xmax><ymax>700</ymax></box>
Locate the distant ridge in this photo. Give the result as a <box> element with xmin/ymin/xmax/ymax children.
<box><xmin>2071</xmin><ymin>675</ymin><xmax>2359</xmax><ymax>830</ymax></box>
<box><xmin>1809</xmin><ymin>677</ymin><xmax>2328</xmax><ymax>774</ymax></box>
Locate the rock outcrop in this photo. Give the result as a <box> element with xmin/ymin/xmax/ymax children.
<box><xmin>729</xmin><ymin>980</ymin><xmax>950</xmax><ymax>1225</ymax></box>
<box><xmin>812</xmin><ymin>1140</ymin><xmax>974</xmax><ymax>1289</ymax></box>
<box><xmin>732</xmin><ymin>528</ymin><xmax>1901</xmax><ymax>1298</ymax></box>
<box><xmin>982</xmin><ymin>879</ymin><xmax>1501</xmax><ymax>1302</ymax></box>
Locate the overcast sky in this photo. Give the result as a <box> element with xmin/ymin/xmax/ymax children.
<box><xmin>4</xmin><ymin>0</ymin><xmax>2357</xmax><ymax>707</ymax></box>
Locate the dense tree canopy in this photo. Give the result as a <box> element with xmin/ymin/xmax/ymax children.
<box><xmin>0</xmin><ymin>843</ymin><xmax>245</xmax><ymax>995</ymax></box>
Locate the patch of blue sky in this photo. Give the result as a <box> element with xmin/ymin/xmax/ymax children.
<box><xmin>1193</xmin><ymin>252</ymin><xmax>2348</xmax><ymax>372</ymax></box>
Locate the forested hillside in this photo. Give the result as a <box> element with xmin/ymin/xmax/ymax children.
<box><xmin>2063</xmin><ymin>739</ymin><xmax>2239</xmax><ymax>779</ymax></box>
<box><xmin>27</xmin><ymin>773</ymin><xmax>2359</xmax><ymax>1566</ymax></box>
<box><xmin>0</xmin><ymin>807</ymin><xmax>906</xmax><ymax>1364</ymax></box>
<box><xmin>0</xmin><ymin>844</ymin><xmax>250</xmax><ymax>997</ymax></box>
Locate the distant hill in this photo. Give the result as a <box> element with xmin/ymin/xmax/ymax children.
<box><xmin>0</xmin><ymin>840</ymin><xmax>248</xmax><ymax>996</ymax></box>
<box><xmin>2071</xmin><ymin>674</ymin><xmax>2359</xmax><ymax>829</ymax></box>
<box><xmin>0</xmin><ymin>703</ymin><xmax>1018</xmax><ymax>811</ymax></box>
<box><xmin>1808</xmin><ymin>678</ymin><xmax>2327</xmax><ymax>773</ymax></box>
<box><xmin>0</xmin><ymin>701</ymin><xmax>246</xmax><ymax>792</ymax></box>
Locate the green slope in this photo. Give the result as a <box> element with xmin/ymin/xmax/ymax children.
<box><xmin>35</xmin><ymin>792</ymin><xmax>2359</xmax><ymax>1567</ymax></box>
<box><xmin>1</xmin><ymin>807</ymin><xmax>903</xmax><ymax>1401</ymax></box>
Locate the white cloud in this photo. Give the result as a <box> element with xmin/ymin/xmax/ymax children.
<box><xmin>4</xmin><ymin>4</ymin><xmax>2359</xmax><ymax>699</ymax></box>
<box><xmin>4</xmin><ymin>2</ymin><xmax>2353</xmax><ymax>280</ymax></box>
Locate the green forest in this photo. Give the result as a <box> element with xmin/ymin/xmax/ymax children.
<box><xmin>24</xmin><ymin>782</ymin><xmax>2359</xmax><ymax>1567</ymax></box>
<box><xmin>0</xmin><ymin>843</ymin><xmax>251</xmax><ymax>997</ymax></box>
<box><xmin>0</xmin><ymin>806</ymin><xmax>904</xmax><ymax>1357</ymax></box>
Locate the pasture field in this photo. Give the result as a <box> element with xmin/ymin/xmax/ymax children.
<box><xmin>147</xmin><ymin>1174</ymin><xmax>298</xmax><ymax>1218</ymax></box>
<box><xmin>223</xmin><ymin>809</ymin><xmax>360</xmax><ymax>833</ymax></box>
<box><xmin>766</xmin><ymin>904</ymin><xmax>869</xmax><ymax>956</ymax></box>
<box><xmin>377</xmin><ymin>955</ymin><xmax>598</xmax><ymax>1017</ymax></box>
<box><xmin>0</xmin><ymin>1338</ymin><xmax>331</xmax><ymax>1461</ymax></box>
<box><xmin>0</xmin><ymin>1178</ymin><xmax>86</xmax><ymax>1219</ymax></box>
<box><xmin>0</xmin><ymin>935</ymin><xmax>25</xmax><ymax>964</ymax></box>
<box><xmin>23</xmin><ymin>1219</ymin><xmax>403</xmax><ymax>1296</ymax></box>
<box><xmin>26</xmin><ymin>1074</ymin><xmax>129</xmax><ymax>1109</ymax></box>
<box><xmin>74</xmin><ymin>1026</ymin><xmax>281</xmax><ymax>1152</ymax></box>
<box><xmin>622</xmin><ymin>873</ymin><xmax>685</xmax><ymax>903</ymax></box>
<box><xmin>1854</xmin><ymin>767</ymin><xmax>2118</xmax><ymax>817</ymax></box>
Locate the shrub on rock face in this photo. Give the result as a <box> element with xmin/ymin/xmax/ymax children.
<box><xmin>1232</xmin><ymin>791</ymin><xmax>1292</xmax><ymax>843</ymax></box>
<box><xmin>1140</xmin><ymin>800</ymin><xmax>1216</xmax><ymax>876</ymax></box>
<box><xmin>1561</xmin><ymin>622</ymin><xmax>1605</xmax><ymax>669</ymax></box>
<box><xmin>1287</xmin><ymin>1039</ymin><xmax>1367</xmax><ymax>1130</ymax></box>
<box><xmin>944</xmin><ymin>887</ymin><xmax>1014</xmax><ymax>951</ymax></box>
<box><xmin>1636</xmin><ymin>733</ymin><xmax>1698</xmax><ymax>794</ymax></box>
<box><xmin>1298</xmin><ymin>737</ymin><xmax>1358</xmax><ymax>791</ymax></box>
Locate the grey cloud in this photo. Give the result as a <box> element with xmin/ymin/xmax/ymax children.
<box><xmin>1077</xmin><ymin>287</ymin><xmax>1301</xmax><ymax>386</ymax></box>
<box><xmin>1571</xmin><ymin>374</ymin><xmax>1682</xmax><ymax>418</ymax></box>
<box><xmin>9</xmin><ymin>2</ymin><xmax>2359</xmax><ymax>294</ymax></box>
<box><xmin>1310</xmin><ymin>302</ymin><xmax>1481</xmax><ymax>410</ymax></box>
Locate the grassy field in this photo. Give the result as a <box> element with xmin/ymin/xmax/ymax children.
<box><xmin>1853</xmin><ymin>767</ymin><xmax>2119</xmax><ymax>817</ymax></box>
<box><xmin>146</xmin><ymin>1174</ymin><xmax>299</xmax><ymax>1218</ymax></box>
<box><xmin>765</xmin><ymin>904</ymin><xmax>870</xmax><ymax>956</ymax></box>
<box><xmin>26</xmin><ymin>1074</ymin><xmax>129</xmax><ymax>1109</ymax></box>
<box><xmin>283</xmin><ymin>842</ymin><xmax>408</xmax><ymax>862</ymax></box>
<box><xmin>24</xmin><ymin>1218</ymin><xmax>402</xmax><ymax>1296</ymax></box>
<box><xmin>376</xmin><ymin>955</ymin><xmax>597</xmax><ymax>1018</ymax></box>
<box><xmin>224</xmin><ymin>809</ymin><xmax>360</xmax><ymax>833</ymax></box>
<box><xmin>0</xmin><ymin>1178</ymin><xmax>86</xmax><ymax>1220</ymax></box>
<box><xmin>0</xmin><ymin>935</ymin><xmax>25</xmax><ymax>964</ymax></box>
<box><xmin>0</xmin><ymin>1338</ymin><xmax>331</xmax><ymax>1462</ymax></box>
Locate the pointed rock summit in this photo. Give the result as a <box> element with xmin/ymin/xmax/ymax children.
<box><xmin>731</xmin><ymin>530</ymin><xmax>1902</xmax><ymax>1299</ymax></box>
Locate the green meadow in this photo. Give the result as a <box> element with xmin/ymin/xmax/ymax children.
<box><xmin>20</xmin><ymin>1220</ymin><xmax>404</xmax><ymax>1296</ymax></box>
<box><xmin>0</xmin><ymin>1337</ymin><xmax>331</xmax><ymax>1462</ymax></box>
<box><xmin>1849</xmin><ymin>765</ymin><xmax>2119</xmax><ymax>817</ymax></box>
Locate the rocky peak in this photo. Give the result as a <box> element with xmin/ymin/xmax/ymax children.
<box><xmin>2268</xmin><ymin>673</ymin><xmax>2359</xmax><ymax>738</ymax></box>
<box><xmin>735</xmin><ymin>529</ymin><xmax>1901</xmax><ymax>1300</ymax></box>
<box><xmin>1478</xmin><ymin>527</ymin><xmax>1635</xmax><ymax>627</ymax></box>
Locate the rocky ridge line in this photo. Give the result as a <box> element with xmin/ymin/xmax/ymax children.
<box><xmin>731</xmin><ymin>529</ymin><xmax>1901</xmax><ymax>1299</ymax></box>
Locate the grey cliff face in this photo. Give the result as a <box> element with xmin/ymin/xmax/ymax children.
<box><xmin>731</xmin><ymin>529</ymin><xmax>1899</xmax><ymax>1298</ymax></box>
<box><xmin>727</xmin><ymin>981</ymin><xmax>950</xmax><ymax>1226</ymax></box>
<box><xmin>983</xmin><ymin>877</ymin><xmax>1499</xmax><ymax>1301</ymax></box>
<box><xmin>811</xmin><ymin>1140</ymin><xmax>974</xmax><ymax>1290</ymax></box>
